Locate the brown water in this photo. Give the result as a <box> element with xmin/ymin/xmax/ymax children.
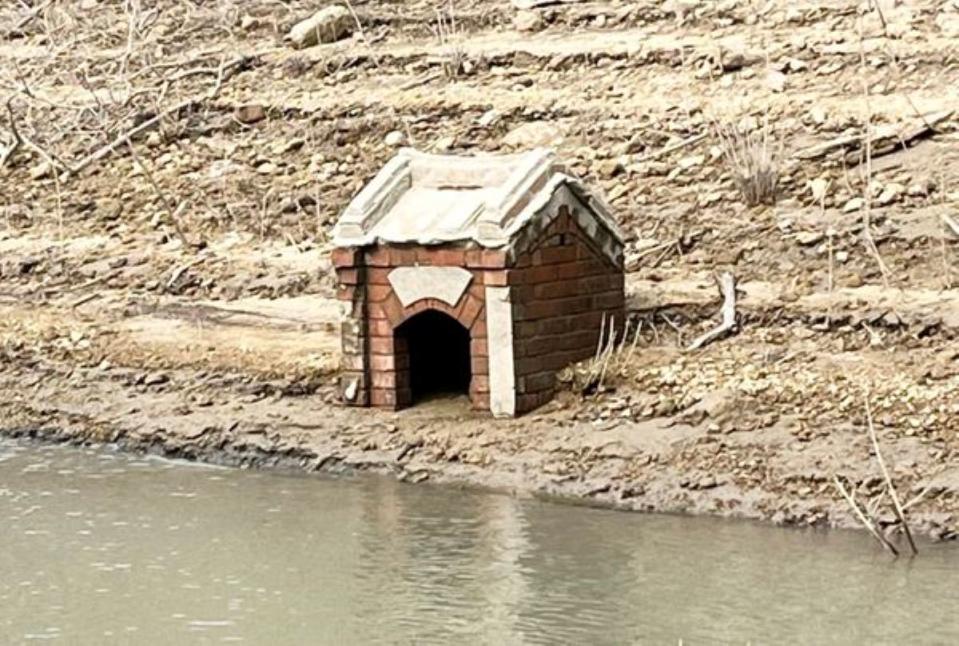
<box><xmin>1</xmin><ymin>440</ymin><xmax>957</xmax><ymax>645</ymax></box>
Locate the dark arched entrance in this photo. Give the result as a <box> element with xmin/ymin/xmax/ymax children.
<box><xmin>394</xmin><ymin>309</ymin><xmax>471</xmax><ymax>405</ymax></box>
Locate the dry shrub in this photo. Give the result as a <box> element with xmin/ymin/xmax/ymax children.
<box><xmin>713</xmin><ymin>114</ymin><xmax>780</xmax><ymax>206</ymax></box>
<box><xmin>558</xmin><ymin>314</ymin><xmax>642</xmax><ymax>395</ymax></box>
<box><xmin>433</xmin><ymin>0</ymin><xmax>467</xmax><ymax>79</ymax></box>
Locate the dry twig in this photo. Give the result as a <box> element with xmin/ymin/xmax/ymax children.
<box><xmin>865</xmin><ymin>398</ymin><xmax>918</xmax><ymax>556</ymax></box>
<box><xmin>0</xmin><ymin>98</ymin><xmax>21</xmax><ymax>168</ymax></box>
<box><xmin>833</xmin><ymin>476</ymin><xmax>899</xmax><ymax>556</ymax></box>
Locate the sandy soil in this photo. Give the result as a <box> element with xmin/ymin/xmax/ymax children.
<box><xmin>2</xmin><ymin>0</ymin><xmax>959</xmax><ymax>544</ymax></box>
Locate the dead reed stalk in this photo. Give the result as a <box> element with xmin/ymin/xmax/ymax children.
<box><xmin>712</xmin><ymin>114</ymin><xmax>780</xmax><ymax>207</ymax></box>
<box><xmin>433</xmin><ymin>0</ymin><xmax>467</xmax><ymax>79</ymax></box>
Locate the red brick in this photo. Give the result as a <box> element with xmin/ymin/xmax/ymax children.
<box><xmin>367</xmin><ymin>284</ymin><xmax>392</xmax><ymax>303</ymax></box>
<box><xmin>371</xmin><ymin>370</ymin><xmax>409</xmax><ymax>389</ymax></box>
<box><xmin>381</xmin><ymin>295</ymin><xmax>405</xmax><ymax>326</ymax></box>
<box><xmin>557</xmin><ymin>259</ymin><xmax>605</xmax><ymax>279</ymax></box>
<box><xmin>369</xmin><ymin>335</ymin><xmax>394</xmax><ymax>356</ymax></box>
<box><xmin>470</xmin><ymin>374</ymin><xmax>490</xmax><ymax>394</ymax></box>
<box><xmin>336</xmin><ymin>267</ymin><xmax>361</xmax><ymax>285</ymax></box>
<box><xmin>390</xmin><ymin>247</ymin><xmax>417</xmax><ymax>265</ymax></box>
<box><xmin>457</xmin><ymin>295</ymin><xmax>484</xmax><ymax>330</ymax></box>
<box><xmin>516</xmin><ymin>390</ymin><xmax>553</xmax><ymax>414</ymax></box>
<box><xmin>367</xmin><ymin>268</ymin><xmax>392</xmax><ymax>285</ymax></box>
<box><xmin>470</xmin><ymin>317</ymin><xmax>487</xmax><ymax>337</ymax></box>
<box><xmin>534</xmin><ymin>245</ymin><xmax>578</xmax><ymax>265</ymax></box>
<box><xmin>519</xmin><ymin>372</ymin><xmax>554</xmax><ymax>394</ymax></box>
<box><xmin>514</xmin><ymin>321</ymin><xmax>537</xmax><ymax>337</ymax></box>
<box><xmin>467</xmin><ymin>282</ymin><xmax>486</xmax><ymax>299</ymax></box>
<box><xmin>593</xmin><ymin>291</ymin><xmax>625</xmax><ymax>310</ymax></box>
<box><xmin>435</xmin><ymin>248</ymin><xmax>468</xmax><ymax>266</ymax></box>
<box><xmin>465</xmin><ymin>249</ymin><xmax>483</xmax><ymax>267</ymax></box>
<box><xmin>533</xmin><ymin>280</ymin><xmax>579</xmax><ymax>300</ymax></box>
<box><xmin>470</xmin><ymin>337</ymin><xmax>489</xmax><ymax>358</ymax></box>
<box><xmin>331</xmin><ymin>247</ymin><xmax>358</xmax><ymax>268</ymax></box>
<box><xmin>470</xmin><ymin>391</ymin><xmax>490</xmax><ymax>411</ymax></box>
<box><xmin>484</xmin><ymin>270</ymin><xmax>509</xmax><ymax>287</ymax></box>
<box><xmin>364</xmin><ymin>247</ymin><xmax>391</xmax><ymax>267</ymax></box>
<box><xmin>371</xmin><ymin>389</ymin><xmax>399</xmax><ymax>409</ymax></box>
<box><xmin>528</xmin><ymin>265</ymin><xmax>560</xmax><ymax>283</ymax></box>
<box><xmin>470</xmin><ymin>354</ymin><xmax>489</xmax><ymax>376</ymax></box>
<box><xmin>513</xmin><ymin>253</ymin><xmax>532</xmax><ymax>268</ymax></box>
<box><xmin>368</xmin><ymin>318</ymin><xmax>393</xmax><ymax>337</ymax></box>
<box><xmin>481</xmin><ymin>249</ymin><xmax>507</xmax><ymax>268</ymax></box>
<box><xmin>367</xmin><ymin>303</ymin><xmax>387</xmax><ymax>320</ymax></box>
<box><xmin>371</xmin><ymin>354</ymin><xmax>398</xmax><ymax>371</ymax></box>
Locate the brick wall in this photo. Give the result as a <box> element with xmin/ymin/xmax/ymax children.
<box><xmin>506</xmin><ymin>207</ymin><xmax>626</xmax><ymax>414</ymax></box>
<box><xmin>334</xmin><ymin>244</ymin><xmax>506</xmax><ymax>411</ymax></box>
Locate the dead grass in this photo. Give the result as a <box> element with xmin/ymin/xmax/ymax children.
<box><xmin>713</xmin><ymin>114</ymin><xmax>780</xmax><ymax>207</ymax></box>
<box><xmin>433</xmin><ymin>0</ymin><xmax>467</xmax><ymax>79</ymax></box>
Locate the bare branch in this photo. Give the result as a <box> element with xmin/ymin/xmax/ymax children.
<box><xmin>864</xmin><ymin>397</ymin><xmax>918</xmax><ymax>556</ymax></box>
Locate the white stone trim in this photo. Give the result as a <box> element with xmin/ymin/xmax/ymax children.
<box><xmin>330</xmin><ymin>148</ymin><xmax>624</xmax><ymax>264</ymax></box>
<box><xmin>485</xmin><ymin>286</ymin><xmax>516</xmax><ymax>417</ymax></box>
<box><xmin>388</xmin><ymin>266</ymin><xmax>473</xmax><ymax>308</ymax></box>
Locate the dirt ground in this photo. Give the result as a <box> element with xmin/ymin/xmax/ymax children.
<box><xmin>2</xmin><ymin>0</ymin><xmax>958</xmax><ymax>545</ymax></box>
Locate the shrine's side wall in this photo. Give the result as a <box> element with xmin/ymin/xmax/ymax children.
<box><xmin>506</xmin><ymin>207</ymin><xmax>626</xmax><ymax>414</ymax></box>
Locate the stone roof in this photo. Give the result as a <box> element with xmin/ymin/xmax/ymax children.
<box><xmin>332</xmin><ymin>148</ymin><xmax>624</xmax><ymax>263</ymax></box>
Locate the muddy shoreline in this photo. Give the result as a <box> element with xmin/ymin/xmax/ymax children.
<box><xmin>1</xmin><ymin>365</ymin><xmax>955</xmax><ymax>545</ymax></box>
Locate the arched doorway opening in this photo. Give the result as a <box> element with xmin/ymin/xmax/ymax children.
<box><xmin>395</xmin><ymin>309</ymin><xmax>471</xmax><ymax>404</ymax></box>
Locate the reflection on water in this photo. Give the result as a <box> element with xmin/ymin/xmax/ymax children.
<box><xmin>1</xmin><ymin>440</ymin><xmax>957</xmax><ymax>645</ymax></box>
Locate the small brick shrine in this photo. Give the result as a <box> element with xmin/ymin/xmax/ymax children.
<box><xmin>331</xmin><ymin>148</ymin><xmax>625</xmax><ymax>417</ymax></box>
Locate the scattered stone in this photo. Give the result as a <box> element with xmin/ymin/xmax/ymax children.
<box><xmin>235</xmin><ymin>105</ymin><xmax>266</xmax><ymax>124</ymax></box>
<box><xmin>29</xmin><ymin>162</ymin><xmax>52</xmax><ymax>180</ymax></box>
<box><xmin>287</xmin><ymin>5</ymin><xmax>353</xmax><ymax>49</ymax></box>
<box><xmin>477</xmin><ymin>109</ymin><xmax>501</xmax><ymax>127</ymax></box>
<box><xmin>384</xmin><ymin>130</ymin><xmax>405</xmax><ymax>147</ymax></box>
<box><xmin>143</xmin><ymin>372</ymin><xmax>169</xmax><ymax>386</ymax></box>
<box><xmin>796</xmin><ymin>231</ymin><xmax>824</xmax><ymax>246</ymax></box>
<box><xmin>514</xmin><ymin>10</ymin><xmax>544</xmax><ymax>32</ymax></box>
<box><xmin>502</xmin><ymin>121</ymin><xmax>564</xmax><ymax>148</ymax></box>
<box><xmin>98</xmin><ymin>199</ymin><xmax>123</xmax><ymax>221</ymax></box>
<box><xmin>843</xmin><ymin>197</ymin><xmax>864</xmax><ymax>213</ymax></box>
<box><xmin>876</xmin><ymin>183</ymin><xmax>903</xmax><ymax>206</ymax></box>
<box><xmin>766</xmin><ymin>70</ymin><xmax>787</xmax><ymax>93</ymax></box>
<box><xmin>434</xmin><ymin>136</ymin><xmax>455</xmax><ymax>151</ymax></box>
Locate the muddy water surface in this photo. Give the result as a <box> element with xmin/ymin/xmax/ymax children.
<box><xmin>1</xmin><ymin>440</ymin><xmax>957</xmax><ymax>645</ymax></box>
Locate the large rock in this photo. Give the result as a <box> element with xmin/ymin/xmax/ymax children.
<box><xmin>514</xmin><ymin>10</ymin><xmax>544</xmax><ymax>32</ymax></box>
<box><xmin>287</xmin><ymin>5</ymin><xmax>353</xmax><ymax>49</ymax></box>
<box><xmin>502</xmin><ymin>121</ymin><xmax>565</xmax><ymax>148</ymax></box>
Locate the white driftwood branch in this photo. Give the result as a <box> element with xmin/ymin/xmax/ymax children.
<box><xmin>942</xmin><ymin>213</ymin><xmax>959</xmax><ymax>238</ymax></box>
<box><xmin>687</xmin><ymin>272</ymin><xmax>737</xmax><ymax>350</ymax></box>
